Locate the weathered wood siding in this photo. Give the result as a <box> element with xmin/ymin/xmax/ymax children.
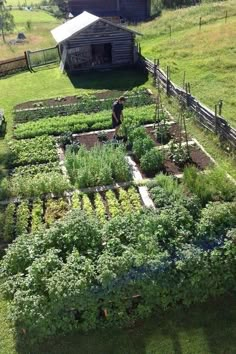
<box><xmin>63</xmin><ymin>20</ymin><xmax>135</xmax><ymax>68</ymax></box>
<box><xmin>69</xmin><ymin>0</ymin><xmax>150</xmax><ymax>21</ymax></box>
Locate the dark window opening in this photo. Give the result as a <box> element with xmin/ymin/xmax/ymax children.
<box><xmin>91</xmin><ymin>43</ymin><xmax>112</xmax><ymax>66</ymax></box>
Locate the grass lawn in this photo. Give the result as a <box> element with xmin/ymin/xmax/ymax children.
<box><xmin>133</xmin><ymin>0</ymin><xmax>236</xmax><ymax>127</ymax></box>
<box><xmin>1</xmin><ymin>294</ymin><xmax>235</xmax><ymax>354</ymax></box>
<box><xmin>6</xmin><ymin>0</ymin><xmax>42</xmax><ymax>6</ymax></box>
<box><xmin>0</xmin><ymin>10</ymin><xmax>61</xmax><ymax>60</ymax></box>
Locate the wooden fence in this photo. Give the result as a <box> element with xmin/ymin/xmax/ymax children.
<box><xmin>0</xmin><ymin>55</ymin><xmax>28</xmax><ymax>77</ymax></box>
<box><xmin>138</xmin><ymin>55</ymin><xmax>236</xmax><ymax>149</ymax></box>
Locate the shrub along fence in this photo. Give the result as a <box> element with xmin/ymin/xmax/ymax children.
<box><xmin>137</xmin><ymin>55</ymin><xmax>236</xmax><ymax>149</ymax></box>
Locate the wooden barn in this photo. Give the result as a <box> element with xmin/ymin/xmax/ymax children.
<box><xmin>51</xmin><ymin>11</ymin><xmax>141</xmax><ymax>72</ymax></box>
<box><xmin>69</xmin><ymin>0</ymin><xmax>151</xmax><ymax>22</ymax></box>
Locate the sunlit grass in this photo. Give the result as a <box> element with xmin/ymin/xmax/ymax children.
<box><xmin>133</xmin><ymin>0</ymin><xmax>236</xmax><ymax>126</ymax></box>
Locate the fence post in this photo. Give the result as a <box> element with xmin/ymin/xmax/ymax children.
<box><xmin>153</xmin><ymin>59</ymin><xmax>157</xmax><ymax>86</ymax></box>
<box><xmin>24</xmin><ymin>51</ymin><xmax>32</xmax><ymax>73</ymax></box>
<box><xmin>169</xmin><ymin>25</ymin><xmax>172</xmax><ymax>38</ymax></box>
<box><xmin>199</xmin><ymin>17</ymin><xmax>202</xmax><ymax>30</ymax></box>
<box><xmin>218</xmin><ymin>100</ymin><xmax>223</xmax><ymax>116</ymax></box>
<box><xmin>182</xmin><ymin>71</ymin><xmax>186</xmax><ymax>89</ymax></box>
<box><xmin>166</xmin><ymin>66</ymin><xmax>170</xmax><ymax>96</ymax></box>
<box><xmin>225</xmin><ymin>11</ymin><xmax>228</xmax><ymax>23</ymax></box>
<box><xmin>215</xmin><ymin>104</ymin><xmax>218</xmax><ymax>133</ymax></box>
<box><xmin>185</xmin><ymin>82</ymin><xmax>191</xmax><ymax>107</ymax></box>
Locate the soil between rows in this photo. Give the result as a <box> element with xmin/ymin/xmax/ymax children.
<box><xmin>15</xmin><ymin>91</ymin><xmax>125</xmax><ymax>110</ymax></box>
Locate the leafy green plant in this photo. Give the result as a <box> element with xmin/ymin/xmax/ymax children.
<box><xmin>58</xmin><ymin>131</ymin><xmax>73</xmax><ymax>148</ymax></box>
<box><xmin>197</xmin><ymin>202</ymin><xmax>236</xmax><ymax>242</ymax></box>
<box><xmin>1</xmin><ymin>208</ymin><xmax>235</xmax><ymax>340</ymax></box>
<box><xmin>14</xmin><ymin>105</ymin><xmax>156</xmax><ymax>139</ymax></box>
<box><xmin>71</xmin><ymin>192</ymin><xmax>81</xmax><ymax>209</ymax></box>
<box><xmin>118</xmin><ymin>188</ymin><xmax>132</xmax><ymax>214</ymax></box>
<box><xmin>12</xmin><ymin>162</ymin><xmax>60</xmax><ymax>177</ymax></box>
<box><xmin>169</xmin><ymin>142</ymin><xmax>190</xmax><ymax>167</ymax></box>
<box><xmin>16</xmin><ymin>201</ymin><xmax>30</xmax><ymax>236</ymax></box>
<box><xmin>14</xmin><ymin>90</ymin><xmax>154</xmax><ymax>124</ymax></box>
<box><xmin>183</xmin><ymin>166</ymin><xmax>236</xmax><ymax>205</ymax></box>
<box><xmin>155</xmin><ymin>124</ymin><xmax>171</xmax><ymax>144</ymax></box>
<box><xmin>31</xmin><ymin>199</ymin><xmax>44</xmax><ymax>233</ymax></box>
<box><xmin>94</xmin><ymin>193</ymin><xmax>107</xmax><ymax>223</ymax></box>
<box><xmin>106</xmin><ymin>190</ymin><xmax>120</xmax><ymax>218</ymax></box>
<box><xmin>3</xmin><ymin>203</ymin><xmax>15</xmax><ymax>241</ymax></box>
<box><xmin>8</xmin><ymin>136</ymin><xmax>58</xmax><ymax>166</ymax></box>
<box><xmin>45</xmin><ymin>198</ymin><xmax>69</xmax><ymax>227</ymax></box>
<box><xmin>140</xmin><ymin>148</ymin><xmax>164</xmax><ymax>175</ymax></box>
<box><xmin>133</xmin><ymin>136</ymin><xmax>155</xmax><ymax>160</ymax></box>
<box><xmin>127</xmin><ymin>187</ymin><xmax>142</xmax><ymax>211</ymax></box>
<box><xmin>5</xmin><ymin>172</ymin><xmax>71</xmax><ymax>198</ymax></box>
<box><xmin>65</xmin><ymin>145</ymin><xmax>131</xmax><ymax>188</ymax></box>
<box><xmin>82</xmin><ymin>194</ymin><xmax>94</xmax><ymax>217</ymax></box>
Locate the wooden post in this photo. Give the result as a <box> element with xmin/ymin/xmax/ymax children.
<box><xmin>215</xmin><ymin>104</ymin><xmax>218</xmax><ymax>133</ymax></box>
<box><xmin>169</xmin><ymin>25</ymin><xmax>172</xmax><ymax>38</ymax></box>
<box><xmin>183</xmin><ymin>71</ymin><xmax>186</xmax><ymax>89</ymax></box>
<box><xmin>225</xmin><ymin>11</ymin><xmax>228</xmax><ymax>23</ymax></box>
<box><xmin>199</xmin><ymin>17</ymin><xmax>202</xmax><ymax>30</ymax></box>
<box><xmin>166</xmin><ymin>66</ymin><xmax>170</xmax><ymax>96</ymax></box>
<box><xmin>24</xmin><ymin>50</ymin><xmax>32</xmax><ymax>73</ymax></box>
<box><xmin>153</xmin><ymin>59</ymin><xmax>157</xmax><ymax>85</ymax></box>
<box><xmin>218</xmin><ymin>100</ymin><xmax>223</xmax><ymax>116</ymax></box>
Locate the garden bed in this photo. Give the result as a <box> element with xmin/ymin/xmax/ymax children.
<box><xmin>135</xmin><ymin>144</ymin><xmax>212</xmax><ymax>178</ymax></box>
<box><xmin>15</xmin><ymin>91</ymin><xmax>125</xmax><ymax>110</ymax></box>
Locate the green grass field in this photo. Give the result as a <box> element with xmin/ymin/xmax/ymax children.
<box><xmin>0</xmin><ymin>10</ymin><xmax>61</xmax><ymax>60</ymax></box>
<box><xmin>1</xmin><ymin>294</ymin><xmax>235</xmax><ymax>354</ymax></box>
<box><xmin>6</xmin><ymin>0</ymin><xmax>44</xmax><ymax>7</ymax></box>
<box><xmin>133</xmin><ymin>0</ymin><xmax>236</xmax><ymax>127</ymax></box>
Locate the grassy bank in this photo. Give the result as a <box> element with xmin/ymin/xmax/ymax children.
<box><xmin>133</xmin><ymin>0</ymin><xmax>236</xmax><ymax>127</ymax></box>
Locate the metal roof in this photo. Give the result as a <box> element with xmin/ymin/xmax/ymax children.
<box><xmin>51</xmin><ymin>11</ymin><xmax>141</xmax><ymax>44</ymax></box>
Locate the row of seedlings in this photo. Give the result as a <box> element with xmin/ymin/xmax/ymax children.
<box><xmin>0</xmin><ymin>197</ymin><xmax>70</xmax><ymax>242</ymax></box>
<box><xmin>71</xmin><ymin>186</ymin><xmax>143</xmax><ymax>222</ymax></box>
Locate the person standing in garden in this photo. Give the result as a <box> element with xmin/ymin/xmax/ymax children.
<box><xmin>112</xmin><ymin>96</ymin><xmax>126</xmax><ymax>140</ymax></box>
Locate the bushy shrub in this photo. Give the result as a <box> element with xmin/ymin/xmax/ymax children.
<box><xmin>140</xmin><ymin>148</ymin><xmax>164</xmax><ymax>175</ymax></box>
<box><xmin>133</xmin><ymin>136</ymin><xmax>155</xmax><ymax>160</ymax></box>
<box><xmin>65</xmin><ymin>145</ymin><xmax>132</xmax><ymax>188</ymax></box>
<box><xmin>197</xmin><ymin>202</ymin><xmax>236</xmax><ymax>242</ymax></box>
<box><xmin>1</xmin><ymin>205</ymin><xmax>235</xmax><ymax>341</ymax></box>
<box><xmin>183</xmin><ymin>166</ymin><xmax>236</xmax><ymax>205</ymax></box>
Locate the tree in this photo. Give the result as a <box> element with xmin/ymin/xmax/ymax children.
<box><xmin>0</xmin><ymin>1</ymin><xmax>15</xmax><ymax>43</ymax></box>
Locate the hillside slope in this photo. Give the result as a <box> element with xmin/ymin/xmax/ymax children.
<box><xmin>133</xmin><ymin>0</ymin><xmax>236</xmax><ymax>126</ymax></box>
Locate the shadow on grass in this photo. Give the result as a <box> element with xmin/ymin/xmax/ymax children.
<box><xmin>15</xmin><ymin>295</ymin><xmax>236</xmax><ymax>354</ymax></box>
<box><xmin>68</xmin><ymin>67</ymin><xmax>149</xmax><ymax>91</ymax></box>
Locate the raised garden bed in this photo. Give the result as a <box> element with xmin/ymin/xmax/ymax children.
<box><xmin>14</xmin><ymin>89</ymin><xmax>154</xmax><ymax>124</ymax></box>
<box><xmin>15</xmin><ymin>91</ymin><xmax>125</xmax><ymax>110</ymax></box>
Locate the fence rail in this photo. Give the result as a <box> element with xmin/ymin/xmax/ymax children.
<box><xmin>0</xmin><ymin>55</ymin><xmax>28</xmax><ymax>77</ymax></box>
<box><xmin>138</xmin><ymin>55</ymin><xmax>236</xmax><ymax>149</ymax></box>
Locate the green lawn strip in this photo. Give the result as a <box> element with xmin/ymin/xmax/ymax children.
<box><xmin>11</xmin><ymin>9</ymin><xmax>59</xmax><ymax>24</ymax></box>
<box><xmin>13</xmin><ymin>295</ymin><xmax>236</xmax><ymax>354</ymax></box>
<box><xmin>6</xmin><ymin>0</ymin><xmax>42</xmax><ymax>6</ymax></box>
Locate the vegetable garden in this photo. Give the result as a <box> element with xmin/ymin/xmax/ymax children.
<box><xmin>0</xmin><ymin>87</ymin><xmax>235</xmax><ymax>343</ymax></box>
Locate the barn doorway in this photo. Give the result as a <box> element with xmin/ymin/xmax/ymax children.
<box><xmin>91</xmin><ymin>43</ymin><xmax>112</xmax><ymax>66</ymax></box>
